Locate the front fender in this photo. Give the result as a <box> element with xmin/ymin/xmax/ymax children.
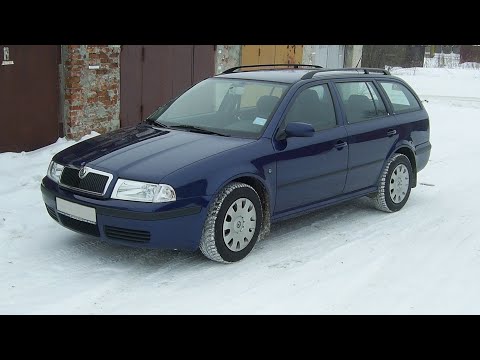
<box><xmin>161</xmin><ymin>138</ymin><xmax>277</xmax><ymax>207</ymax></box>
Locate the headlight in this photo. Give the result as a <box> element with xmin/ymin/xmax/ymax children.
<box><xmin>111</xmin><ymin>179</ymin><xmax>176</xmax><ymax>203</ymax></box>
<box><xmin>47</xmin><ymin>161</ymin><xmax>64</xmax><ymax>183</ymax></box>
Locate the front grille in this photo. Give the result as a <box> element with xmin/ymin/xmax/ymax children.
<box><xmin>60</xmin><ymin>167</ymin><xmax>110</xmax><ymax>195</ymax></box>
<box><xmin>104</xmin><ymin>225</ymin><xmax>151</xmax><ymax>242</ymax></box>
<box><xmin>45</xmin><ymin>205</ymin><xmax>59</xmax><ymax>222</ymax></box>
<box><xmin>59</xmin><ymin>214</ymin><xmax>100</xmax><ymax>237</ymax></box>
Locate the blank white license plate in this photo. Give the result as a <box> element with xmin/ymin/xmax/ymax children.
<box><xmin>56</xmin><ymin>198</ymin><xmax>97</xmax><ymax>224</ymax></box>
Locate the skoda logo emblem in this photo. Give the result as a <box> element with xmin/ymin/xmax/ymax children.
<box><xmin>78</xmin><ymin>167</ymin><xmax>89</xmax><ymax>179</ymax></box>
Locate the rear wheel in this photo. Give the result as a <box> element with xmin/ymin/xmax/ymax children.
<box><xmin>373</xmin><ymin>153</ymin><xmax>413</xmax><ymax>213</ymax></box>
<box><xmin>199</xmin><ymin>182</ymin><xmax>263</xmax><ymax>263</ymax></box>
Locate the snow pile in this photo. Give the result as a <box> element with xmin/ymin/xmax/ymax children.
<box><xmin>1</xmin><ymin>69</ymin><xmax>480</xmax><ymax>314</ymax></box>
<box><xmin>0</xmin><ymin>132</ymin><xmax>100</xmax><ymax>268</ymax></box>
<box><xmin>0</xmin><ymin>132</ymin><xmax>99</xmax><ymax>196</ymax></box>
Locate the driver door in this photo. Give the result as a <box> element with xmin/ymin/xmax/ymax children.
<box><xmin>274</xmin><ymin>82</ymin><xmax>349</xmax><ymax>215</ymax></box>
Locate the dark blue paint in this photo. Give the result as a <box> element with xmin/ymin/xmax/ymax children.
<box><xmin>273</xmin><ymin>126</ymin><xmax>349</xmax><ymax>214</ymax></box>
<box><xmin>43</xmin><ymin>71</ymin><xmax>431</xmax><ymax>251</ymax></box>
<box><xmin>284</xmin><ymin>122</ymin><xmax>315</xmax><ymax>138</ymax></box>
<box><xmin>342</xmin><ymin>116</ymin><xmax>399</xmax><ymax>193</ymax></box>
<box><xmin>53</xmin><ymin>124</ymin><xmax>254</xmax><ymax>190</ymax></box>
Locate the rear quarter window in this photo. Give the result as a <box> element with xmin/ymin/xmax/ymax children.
<box><xmin>379</xmin><ymin>81</ymin><xmax>421</xmax><ymax>113</ymax></box>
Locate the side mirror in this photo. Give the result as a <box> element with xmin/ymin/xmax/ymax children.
<box><xmin>284</xmin><ymin>122</ymin><xmax>315</xmax><ymax>138</ymax></box>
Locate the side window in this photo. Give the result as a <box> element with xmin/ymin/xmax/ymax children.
<box><xmin>336</xmin><ymin>81</ymin><xmax>385</xmax><ymax>124</ymax></box>
<box><xmin>379</xmin><ymin>81</ymin><xmax>421</xmax><ymax>113</ymax></box>
<box><xmin>284</xmin><ymin>84</ymin><xmax>337</xmax><ymax>132</ymax></box>
<box><xmin>367</xmin><ymin>82</ymin><xmax>388</xmax><ymax>116</ymax></box>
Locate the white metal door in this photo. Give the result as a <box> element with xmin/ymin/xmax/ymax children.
<box><xmin>313</xmin><ymin>45</ymin><xmax>345</xmax><ymax>68</ymax></box>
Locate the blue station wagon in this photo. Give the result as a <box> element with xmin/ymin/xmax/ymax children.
<box><xmin>41</xmin><ymin>64</ymin><xmax>431</xmax><ymax>263</ymax></box>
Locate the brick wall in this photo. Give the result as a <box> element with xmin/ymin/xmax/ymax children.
<box><xmin>63</xmin><ymin>45</ymin><xmax>120</xmax><ymax>139</ymax></box>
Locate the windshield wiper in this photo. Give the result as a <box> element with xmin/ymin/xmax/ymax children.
<box><xmin>148</xmin><ymin>119</ymin><xmax>170</xmax><ymax>128</ymax></box>
<box><xmin>144</xmin><ymin>117</ymin><xmax>171</xmax><ymax>129</ymax></box>
<box><xmin>168</xmin><ymin>124</ymin><xmax>230</xmax><ymax>137</ymax></box>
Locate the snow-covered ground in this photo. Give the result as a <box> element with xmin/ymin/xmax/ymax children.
<box><xmin>1</xmin><ymin>68</ymin><xmax>480</xmax><ymax>314</ymax></box>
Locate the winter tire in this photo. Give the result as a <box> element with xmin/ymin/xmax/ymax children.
<box><xmin>199</xmin><ymin>182</ymin><xmax>263</xmax><ymax>263</ymax></box>
<box><xmin>373</xmin><ymin>153</ymin><xmax>413</xmax><ymax>213</ymax></box>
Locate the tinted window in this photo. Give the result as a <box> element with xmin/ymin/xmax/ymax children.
<box><xmin>336</xmin><ymin>81</ymin><xmax>386</xmax><ymax>123</ymax></box>
<box><xmin>379</xmin><ymin>81</ymin><xmax>421</xmax><ymax>113</ymax></box>
<box><xmin>367</xmin><ymin>82</ymin><xmax>388</xmax><ymax>116</ymax></box>
<box><xmin>284</xmin><ymin>84</ymin><xmax>337</xmax><ymax>132</ymax></box>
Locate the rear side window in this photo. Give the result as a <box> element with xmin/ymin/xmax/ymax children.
<box><xmin>366</xmin><ymin>83</ymin><xmax>388</xmax><ymax>116</ymax></box>
<box><xmin>379</xmin><ymin>81</ymin><xmax>421</xmax><ymax>113</ymax></box>
<box><xmin>335</xmin><ymin>81</ymin><xmax>387</xmax><ymax>124</ymax></box>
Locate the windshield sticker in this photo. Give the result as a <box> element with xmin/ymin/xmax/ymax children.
<box><xmin>253</xmin><ymin>117</ymin><xmax>267</xmax><ymax>126</ymax></box>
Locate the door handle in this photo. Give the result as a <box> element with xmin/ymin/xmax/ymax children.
<box><xmin>387</xmin><ymin>129</ymin><xmax>397</xmax><ymax>137</ymax></box>
<box><xmin>335</xmin><ymin>140</ymin><xmax>348</xmax><ymax>150</ymax></box>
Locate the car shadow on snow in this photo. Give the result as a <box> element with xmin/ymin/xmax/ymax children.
<box><xmin>58</xmin><ymin>231</ymin><xmax>205</xmax><ymax>267</ymax></box>
<box><xmin>269</xmin><ymin>196</ymin><xmax>380</xmax><ymax>237</ymax></box>
<box><xmin>55</xmin><ymin>196</ymin><xmax>384</xmax><ymax>268</ymax></box>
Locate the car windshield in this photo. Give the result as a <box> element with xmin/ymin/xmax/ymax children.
<box><xmin>148</xmin><ymin>78</ymin><xmax>289</xmax><ymax>138</ymax></box>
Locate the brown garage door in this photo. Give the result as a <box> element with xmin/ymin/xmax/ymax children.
<box><xmin>0</xmin><ymin>45</ymin><xmax>60</xmax><ymax>152</ymax></box>
<box><xmin>120</xmin><ymin>45</ymin><xmax>215</xmax><ymax>128</ymax></box>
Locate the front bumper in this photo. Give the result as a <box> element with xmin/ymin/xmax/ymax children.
<box><xmin>41</xmin><ymin>177</ymin><xmax>210</xmax><ymax>250</ymax></box>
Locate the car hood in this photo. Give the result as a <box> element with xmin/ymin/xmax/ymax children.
<box><xmin>53</xmin><ymin>124</ymin><xmax>255</xmax><ymax>183</ymax></box>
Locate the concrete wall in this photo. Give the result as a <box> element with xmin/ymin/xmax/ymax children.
<box><xmin>215</xmin><ymin>45</ymin><xmax>241</xmax><ymax>74</ymax></box>
<box><xmin>302</xmin><ymin>45</ymin><xmax>315</xmax><ymax>64</ymax></box>
<box><xmin>344</xmin><ymin>45</ymin><xmax>363</xmax><ymax>67</ymax></box>
<box><xmin>62</xmin><ymin>45</ymin><xmax>120</xmax><ymax>139</ymax></box>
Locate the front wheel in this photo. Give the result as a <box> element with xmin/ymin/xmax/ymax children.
<box><xmin>373</xmin><ymin>153</ymin><xmax>413</xmax><ymax>213</ymax></box>
<box><xmin>199</xmin><ymin>182</ymin><xmax>263</xmax><ymax>263</ymax></box>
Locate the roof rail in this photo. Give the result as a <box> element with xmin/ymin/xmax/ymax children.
<box><xmin>222</xmin><ymin>63</ymin><xmax>323</xmax><ymax>74</ymax></box>
<box><xmin>301</xmin><ymin>67</ymin><xmax>391</xmax><ymax>80</ymax></box>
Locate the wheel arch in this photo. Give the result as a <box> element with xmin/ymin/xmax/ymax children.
<box><xmin>393</xmin><ymin>145</ymin><xmax>417</xmax><ymax>188</ymax></box>
<box><xmin>215</xmin><ymin>173</ymin><xmax>272</xmax><ymax>240</ymax></box>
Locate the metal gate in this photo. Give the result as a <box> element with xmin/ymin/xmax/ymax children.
<box><xmin>241</xmin><ymin>45</ymin><xmax>304</xmax><ymax>66</ymax></box>
<box><xmin>0</xmin><ymin>45</ymin><xmax>60</xmax><ymax>152</ymax></box>
<box><xmin>120</xmin><ymin>45</ymin><xmax>215</xmax><ymax>128</ymax></box>
<box><xmin>311</xmin><ymin>45</ymin><xmax>345</xmax><ymax>68</ymax></box>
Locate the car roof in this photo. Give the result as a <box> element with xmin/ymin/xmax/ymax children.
<box><xmin>214</xmin><ymin>69</ymin><xmax>398</xmax><ymax>84</ymax></box>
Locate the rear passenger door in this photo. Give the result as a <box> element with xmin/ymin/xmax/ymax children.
<box><xmin>333</xmin><ymin>80</ymin><xmax>399</xmax><ymax>193</ymax></box>
<box><xmin>376</xmin><ymin>80</ymin><xmax>430</xmax><ymax>159</ymax></box>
